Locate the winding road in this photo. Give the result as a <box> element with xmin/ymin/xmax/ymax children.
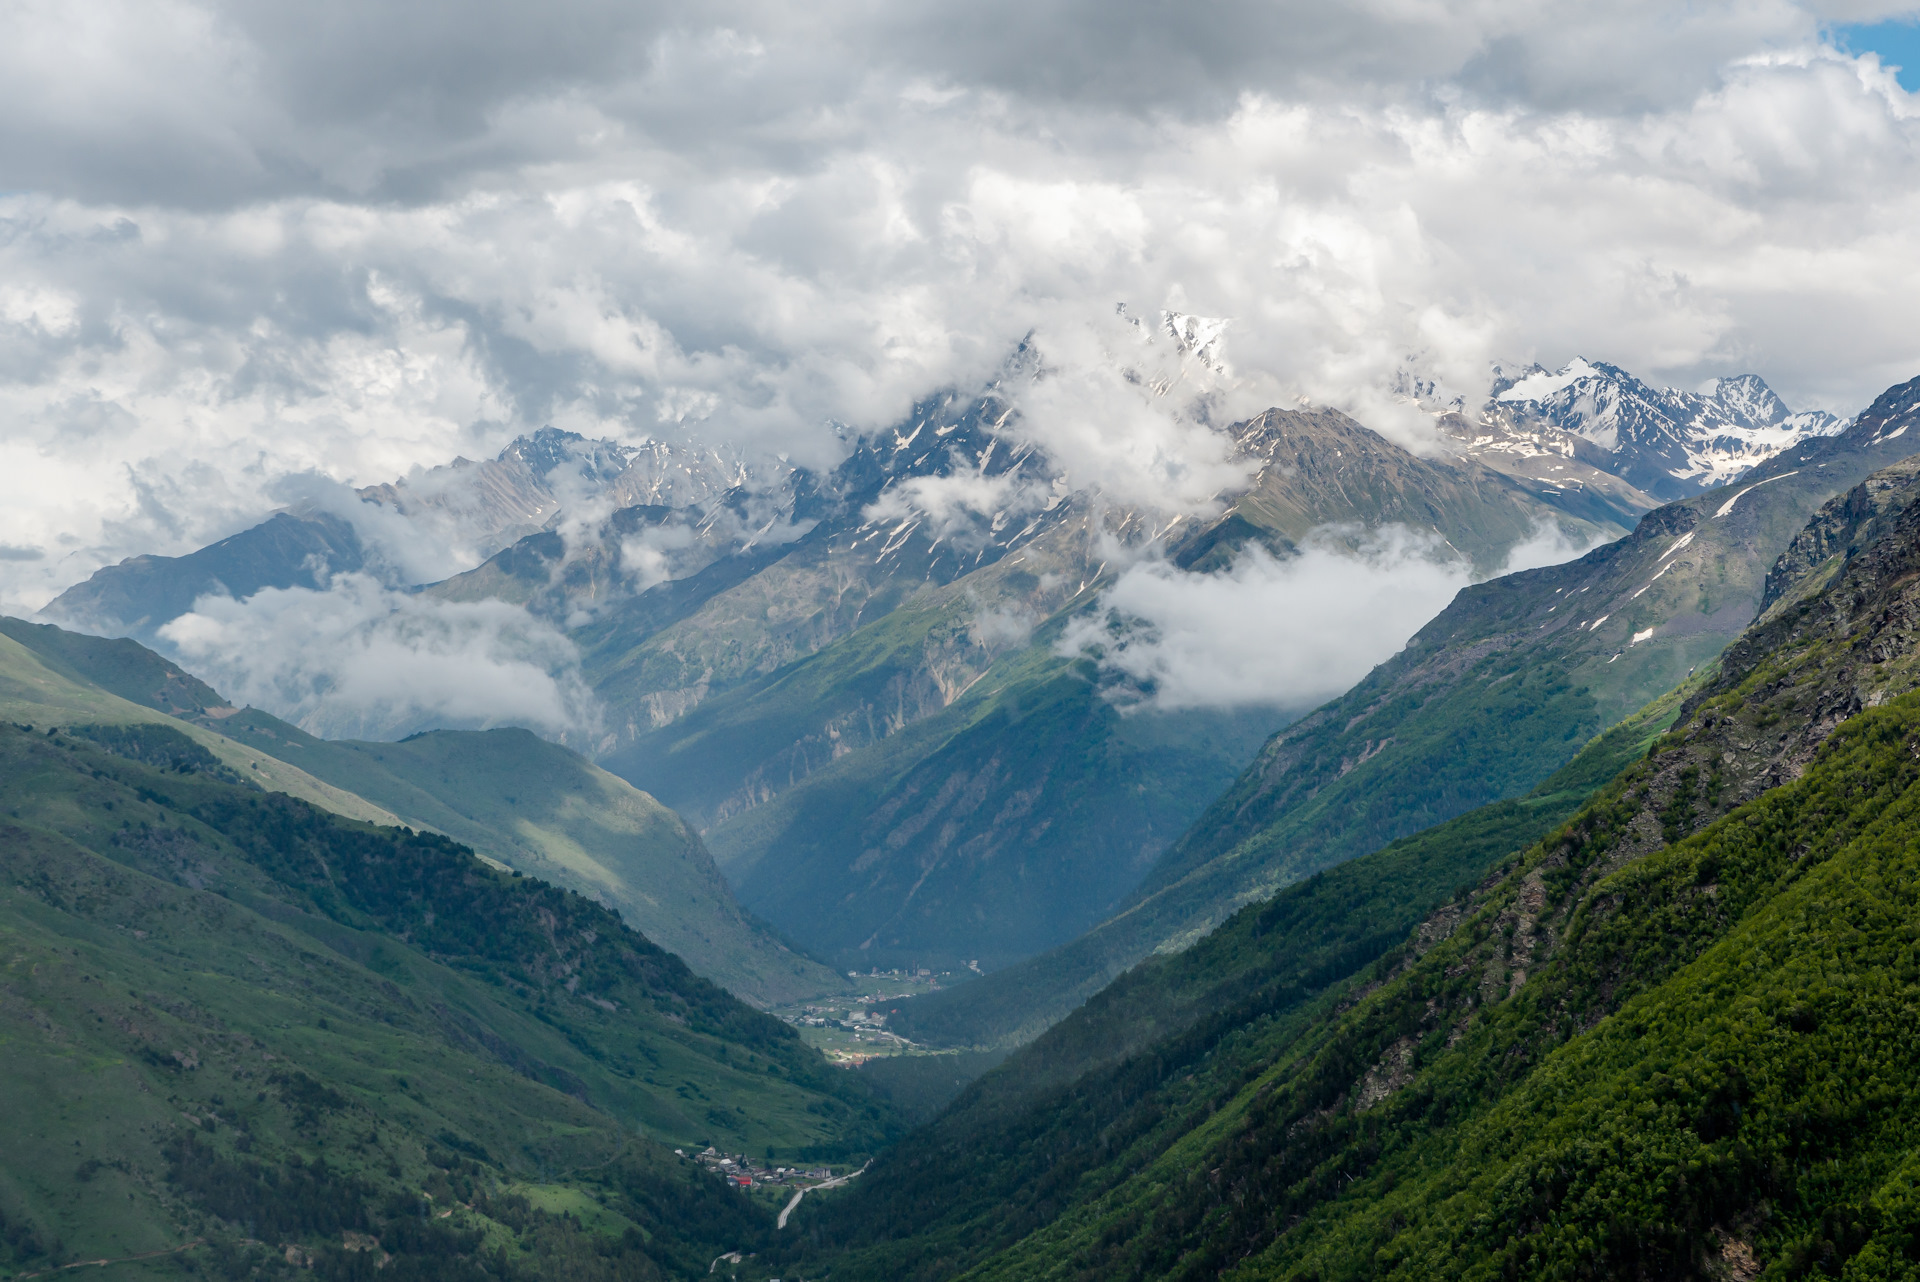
<box><xmin>777</xmin><ymin>1160</ymin><xmax>871</xmax><ymax>1230</ymax></box>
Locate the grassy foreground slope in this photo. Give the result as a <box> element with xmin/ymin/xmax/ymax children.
<box><xmin>0</xmin><ymin>626</ymin><xmax>397</xmax><ymax>827</ymax></box>
<box><xmin>0</xmin><ymin>616</ymin><xmax>840</xmax><ymax>1006</ymax></box>
<box><xmin>785</xmin><ymin>462</ymin><xmax>1920</xmax><ymax>1281</ymax></box>
<box><xmin>0</xmin><ymin>723</ymin><xmax>894</xmax><ymax>1280</ymax></box>
<box><xmin>893</xmin><ymin>382</ymin><xmax>1920</xmax><ymax>1049</ymax></box>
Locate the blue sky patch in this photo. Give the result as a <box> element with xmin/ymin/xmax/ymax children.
<box><xmin>1831</xmin><ymin>18</ymin><xmax>1920</xmax><ymax>91</ymax></box>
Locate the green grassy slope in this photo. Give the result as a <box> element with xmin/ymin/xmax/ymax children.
<box><xmin>0</xmin><ymin>723</ymin><xmax>894</xmax><ymax>1279</ymax></box>
<box><xmin>201</xmin><ymin>717</ymin><xmax>839</xmax><ymax>1007</ymax></box>
<box><xmin>0</xmin><ymin>616</ymin><xmax>840</xmax><ymax>1007</ymax></box>
<box><xmin>775</xmin><ymin>463</ymin><xmax>1920</xmax><ymax>1281</ymax></box>
<box><xmin>896</xmin><ymin>389</ymin><xmax>1920</xmax><ymax>1049</ymax></box>
<box><xmin>950</xmin><ymin>618</ymin><xmax>1920</xmax><ymax>1282</ymax></box>
<box><xmin>0</xmin><ymin>626</ymin><xmax>398</xmax><ymax>828</ymax></box>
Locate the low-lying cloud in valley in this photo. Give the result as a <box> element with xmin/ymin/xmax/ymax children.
<box><xmin>1066</xmin><ymin>521</ymin><xmax>1605</xmax><ymax>712</ymax></box>
<box><xmin>159</xmin><ymin>574</ymin><xmax>601</xmax><ymax>743</ymax></box>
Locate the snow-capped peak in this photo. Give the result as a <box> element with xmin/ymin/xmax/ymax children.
<box><xmin>1707</xmin><ymin>374</ymin><xmax>1791</xmax><ymax>428</ymax></box>
<box><xmin>1495</xmin><ymin>356</ymin><xmax>1603</xmax><ymax>404</ymax></box>
<box><xmin>1161</xmin><ymin>311</ymin><xmax>1231</xmax><ymax>377</ymax></box>
<box><xmin>1486</xmin><ymin>359</ymin><xmax>1849</xmax><ymax>500</ymax></box>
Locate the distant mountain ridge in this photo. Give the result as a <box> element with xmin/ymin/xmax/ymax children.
<box><xmin>1487</xmin><ymin>357</ymin><xmax>1846</xmax><ymax>499</ymax></box>
<box><xmin>43</xmin><ymin>510</ymin><xmax>367</xmax><ymax>644</ymax></box>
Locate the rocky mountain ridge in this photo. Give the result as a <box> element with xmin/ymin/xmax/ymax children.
<box><xmin>1488</xmin><ymin>357</ymin><xmax>1846</xmax><ymax>499</ymax></box>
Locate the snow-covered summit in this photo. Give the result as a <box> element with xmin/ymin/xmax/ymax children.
<box><xmin>1488</xmin><ymin>359</ymin><xmax>1846</xmax><ymax>500</ymax></box>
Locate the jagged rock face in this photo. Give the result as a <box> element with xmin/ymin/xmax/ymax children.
<box><xmin>1490</xmin><ymin>358</ymin><xmax>1846</xmax><ymax>500</ymax></box>
<box><xmin>359</xmin><ymin>426</ymin><xmax>761</xmax><ymax>562</ymax></box>
<box><xmin>1758</xmin><ymin>455</ymin><xmax>1920</xmax><ymax>617</ymax></box>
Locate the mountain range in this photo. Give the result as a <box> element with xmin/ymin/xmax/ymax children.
<box><xmin>9</xmin><ymin>352</ymin><xmax>1920</xmax><ymax>1278</ymax></box>
<box><xmin>37</xmin><ymin>358</ymin><xmax>1844</xmax><ymax>981</ymax></box>
<box><xmin>1486</xmin><ymin>357</ymin><xmax>1846</xmax><ymax>499</ymax></box>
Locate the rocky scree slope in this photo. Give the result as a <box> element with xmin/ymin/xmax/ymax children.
<box><xmin>1758</xmin><ymin>449</ymin><xmax>1920</xmax><ymax>621</ymax></box>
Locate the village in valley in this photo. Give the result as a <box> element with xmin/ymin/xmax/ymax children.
<box><xmin>767</xmin><ymin>967</ymin><xmax>970</xmax><ymax>1065</ymax></box>
<box><xmin>680</xmin><ymin>1147</ymin><xmax>836</xmax><ymax>1191</ymax></box>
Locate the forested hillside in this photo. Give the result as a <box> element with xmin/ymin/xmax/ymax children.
<box><xmin>0</xmin><ymin>722</ymin><xmax>893</xmax><ymax>1278</ymax></box>
<box><xmin>764</xmin><ymin>435</ymin><xmax>1920</xmax><ymax>1280</ymax></box>
<box><xmin>0</xmin><ymin>615</ymin><xmax>838</xmax><ymax>1006</ymax></box>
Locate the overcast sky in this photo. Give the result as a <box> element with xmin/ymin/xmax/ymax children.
<box><xmin>4</xmin><ymin>0</ymin><xmax>1920</xmax><ymax>612</ymax></box>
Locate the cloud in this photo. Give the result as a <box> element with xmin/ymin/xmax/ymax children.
<box><xmin>1005</xmin><ymin>308</ymin><xmax>1259</xmax><ymax>509</ymax></box>
<box><xmin>269</xmin><ymin>473</ymin><xmax>480</xmax><ymax>587</ymax></box>
<box><xmin>1060</xmin><ymin>521</ymin><xmax>1597</xmax><ymax>712</ymax></box>
<box><xmin>618</xmin><ymin>523</ymin><xmax>700</xmax><ymax>594</ymax></box>
<box><xmin>2</xmin><ymin>2</ymin><xmax>1920</xmax><ymax>625</ymax></box>
<box><xmin>157</xmin><ymin>572</ymin><xmax>601</xmax><ymax>742</ymax></box>
<box><xmin>970</xmin><ymin>604</ymin><xmax>1037</xmax><ymax>650</ymax></box>
<box><xmin>0</xmin><ymin>0</ymin><xmax>1841</xmax><ymax>212</ymax></box>
<box><xmin>865</xmin><ymin>471</ymin><xmax>1055</xmax><ymax>550</ymax></box>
